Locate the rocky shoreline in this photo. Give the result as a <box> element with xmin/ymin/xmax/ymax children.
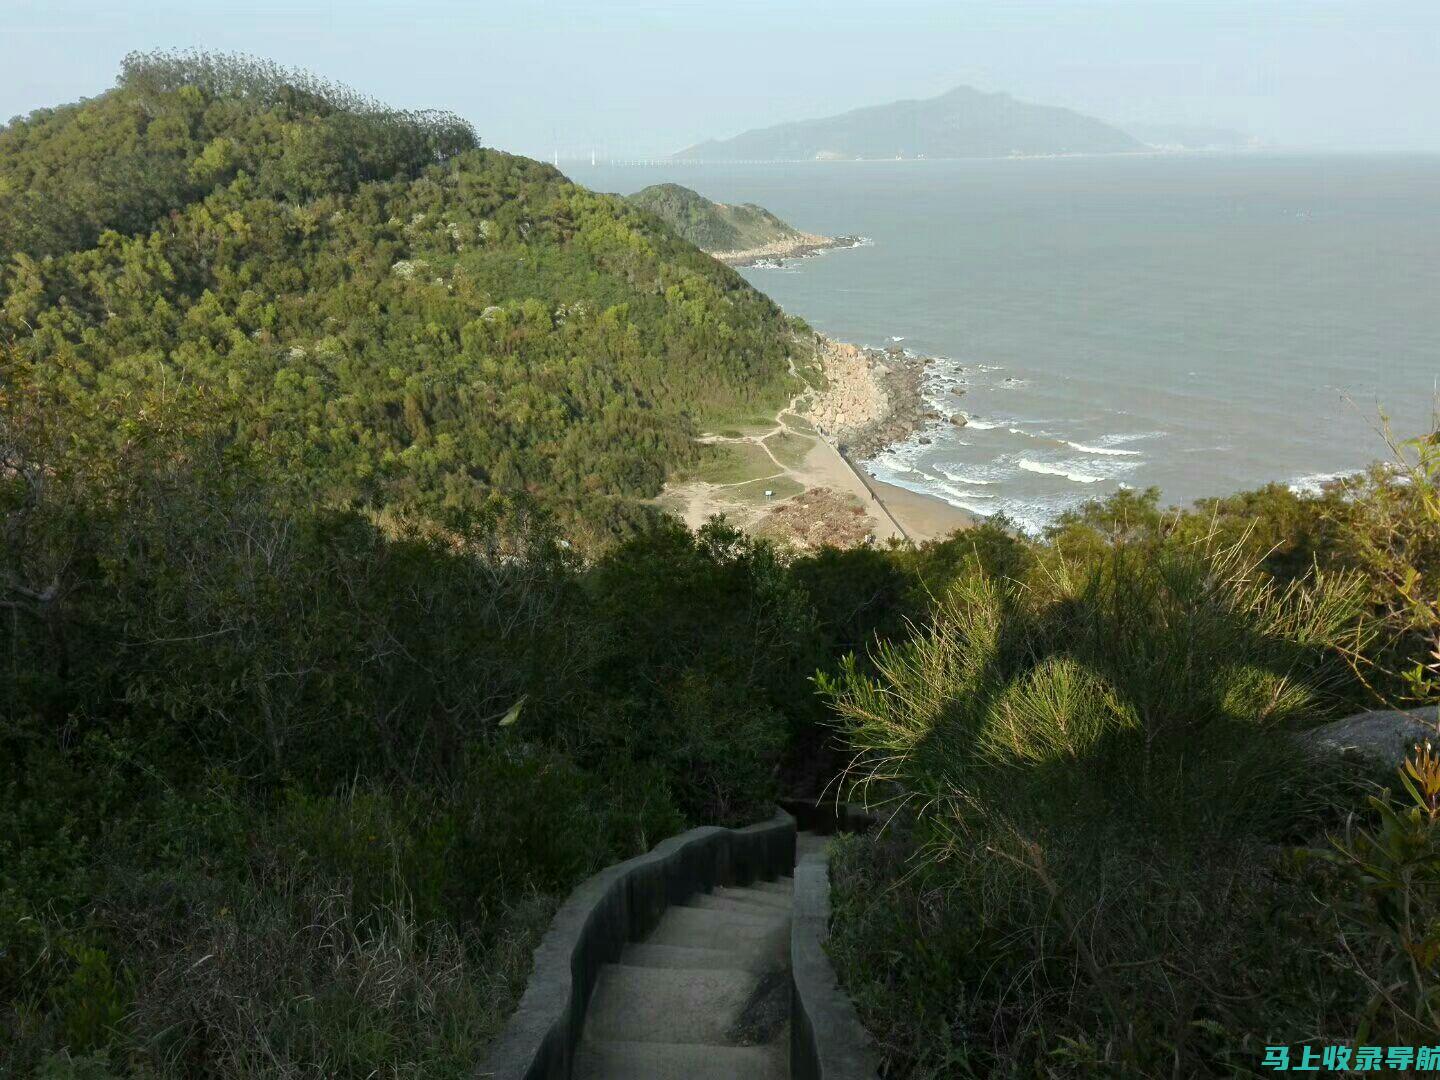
<box><xmin>799</xmin><ymin>337</ymin><xmax>947</xmax><ymax>459</ymax></box>
<box><xmin>716</xmin><ymin>233</ymin><xmax>865</xmax><ymax>268</ymax></box>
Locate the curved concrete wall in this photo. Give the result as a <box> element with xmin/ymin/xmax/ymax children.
<box><xmin>479</xmin><ymin>811</ymin><xmax>796</xmax><ymax>1080</ymax></box>
<box><xmin>790</xmin><ymin>846</ymin><xmax>881</xmax><ymax>1080</ymax></box>
<box><xmin>779</xmin><ymin>798</ymin><xmax>876</xmax><ymax>837</ymax></box>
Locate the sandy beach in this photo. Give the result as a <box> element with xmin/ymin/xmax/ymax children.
<box><xmin>869</xmin><ymin>475</ymin><xmax>975</xmax><ymax>542</ymax></box>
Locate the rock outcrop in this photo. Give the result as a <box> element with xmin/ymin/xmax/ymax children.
<box><xmin>1304</xmin><ymin>708</ymin><xmax>1440</xmax><ymax>769</ymax></box>
<box><xmin>800</xmin><ymin>338</ymin><xmax>934</xmax><ymax>458</ymax></box>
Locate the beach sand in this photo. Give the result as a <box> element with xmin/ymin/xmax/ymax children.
<box><xmin>869</xmin><ymin>474</ymin><xmax>974</xmax><ymax>542</ymax></box>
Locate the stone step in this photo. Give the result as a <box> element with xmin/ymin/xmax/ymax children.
<box><xmin>681</xmin><ymin>896</ymin><xmax>790</xmax><ymax>925</ymax></box>
<box><xmin>574</xmin><ymin>1038</ymin><xmax>787</xmax><ymax>1080</ymax></box>
<box><xmin>797</xmin><ymin>832</ymin><xmax>832</xmax><ymax>859</ymax></box>
<box><xmin>621</xmin><ymin>941</ymin><xmax>778</xmax><ymax>974</ymax></box>
<box><xmin>712</xmin><ymin>884</ymin><xmax>793</xmax><ymax>911</ymax></box>
<box><xmin>647</xmin><ymin>906</ymin><xmax>790</xmax><ymax>954</ymax></box>
<box><xmin>687</xmin><ymin>893</ymin><xmax>789</xmax><ymax>918</ymax></box>
<box><xmin>584</xmin><ymin>965</ymin><xmax>761</xmax><ymax>1044</ymax></box>
<box><xmin>748</xmin><ymin>877</ymin><xmax>793</xmax><ymax>896</ymax></box>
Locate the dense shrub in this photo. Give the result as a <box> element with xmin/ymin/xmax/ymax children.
<box><xmin>0</xmin><ymin>352</ymin><xmax>797</xmax><ymax>1075</ymax></box>
<box><xmin>823</xmin><ymin>504</ymin><xmax>1440</xmax><ymax>1077</ymax></box>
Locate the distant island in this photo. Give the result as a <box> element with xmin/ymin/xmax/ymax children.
<box><xmin>674</xmin><ymin>85</ymin><xmax>1144</xmax><ymax>161</ymax></box>
<box><xmin>628</xmin><ymin>182</ymin><xmax>860</xmax><ymax>266</ymax></box>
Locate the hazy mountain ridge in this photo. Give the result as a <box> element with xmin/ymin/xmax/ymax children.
<box><xmin>676</xmin><ymin>85</ymin><xmax>1144</xmax><ymax>161</ymax></box>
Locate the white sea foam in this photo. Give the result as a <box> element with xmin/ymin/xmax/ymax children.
<box><xmin>1016</xmin><ymin>459</ymin><xmax>1105</xmax><ymax>484</ymax></box>
<box><xmin>934</xmin><ymin>481</ymin><xmax>997</xmax><ymax>504</ymax></box>
<box><xmin>937</xmin><ymin>466</ymin><xmax>998</xmax><ymax>486</ymax></box>
<box><xmin>963</xmin><ymin>417</ymin><xmax>1002</xmax><ymax>430</ymax></box>
<box><xmin>1064</xmin><ymin>440</ymin><xmax>1143</xmax><ymax>457</ymax></box>
<box><xmin>884</xmin><ymin>467</ymin><xmax>1086</xmax><ymax>537</ymax></box>
<box><xmin>1095</xmin><ymin>430</ymin><xmax>1167</xmax><ymax>447</ymax></box>
<box><xmin>987</xmin><ymin>497</ymin><xmax>1077</xmax><ymax>536</ymax></box>
<box><xmin>1288</xmin><ymin>469</ymin><xmax>1364</xmax><ymax>496</ymax></box>
<box><xmin>872</xmin><ymin>451</ymin><xmax>919</xmax><ymax>474</ymax></box>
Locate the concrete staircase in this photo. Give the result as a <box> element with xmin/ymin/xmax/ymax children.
<box><xmin>573</xmin><ymin>870</ymin><xmax>802</xmax><ymax>1079</ymax></box>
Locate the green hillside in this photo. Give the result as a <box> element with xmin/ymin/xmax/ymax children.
<box><xmin>628</xmin><ymin>182</ymin><xmax>809</xmax><ymax>252</ymax></box>
<box><xmin>4</xmin><ymin>49</ymin><xmax>1440</xmax><ymax>1080</ymax></box>
<box><xmin>0</xmin><ymin>51</ymin><xmax>802</xmax><ymax>543</ymax></box>
<box><xmin>0</xmin><ymin>52</ymin><xmax>823</xmax><ymax>1078</ymax></box>
<box><xmin>677</xmin><ymin>85</ymin><xmax>1143</xmax><ymax>161</ymax></box>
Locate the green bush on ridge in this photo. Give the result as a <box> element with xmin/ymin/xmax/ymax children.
<box><xmin>1</xmin><ymin>49</ymin><xmax>802</xmax><ymax>544</ymax></box>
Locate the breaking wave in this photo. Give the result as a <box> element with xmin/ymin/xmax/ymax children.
<box><xmin>1288</xmin><ymin>469</ymin><xmax>1364</xmax><ymax>496</ymax></box>
<box><xmin>1016</xmin><ymin>459</ymin><xmax>1105</xmax><ymax>484</ymax></box>
<box><xmin>1064</xmin><ymin>440</ymin><xmax>1142</xmax><ymax>457</ymax></box>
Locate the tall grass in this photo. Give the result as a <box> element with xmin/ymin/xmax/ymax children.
<box><xmin>822</xmin><ymin>538</ymin><xmax>1378</xmax><ymax>1076</ymax></box>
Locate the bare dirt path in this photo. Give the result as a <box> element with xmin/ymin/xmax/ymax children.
<box><xmin>679</xmin><ymin>358</ymin><xmax>911</xmax><ymax>544</ymax></box>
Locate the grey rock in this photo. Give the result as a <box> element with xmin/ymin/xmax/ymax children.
<box><xmin>1305</xmin><ymin>708</ymin><xmax>1440</xmax><ymax>768</ymax></box>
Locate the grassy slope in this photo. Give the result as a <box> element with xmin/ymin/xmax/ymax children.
<box><xmin>821</xmin><ymin>480</ymin><xmax>1440</xmax><ymax>1077</ymax></box>
<box><xmin>628</xmin><ymin>182</ymin><xmax>808</xmax><ymax>252</ymax></box>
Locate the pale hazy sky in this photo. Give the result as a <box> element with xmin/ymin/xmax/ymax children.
<box><xmin>4</xmin><ymin>0</ymin><xmax>1437</xmax><ymax>157</ymax></box>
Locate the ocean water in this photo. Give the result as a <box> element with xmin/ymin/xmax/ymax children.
<box><xmin>569</xmin><ymin>155</ymin><xmax>1440</xmax><ymax>532</ymax></box>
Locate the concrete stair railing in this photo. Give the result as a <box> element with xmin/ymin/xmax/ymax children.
<box><xmin>479</xmin><ymin>804</ymin><xmax>878</xmax><ymax>1080</ymax></box>
<box><xmin>790</xmin><ymin>833</ymin><xmax>880</xmax><ymax>1080</ymax></box>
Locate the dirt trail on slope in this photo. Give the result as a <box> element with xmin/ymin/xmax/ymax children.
<box><xmin>661</xmin><ymin>346</ymin><xmax>968</xmax><ymax>548</ymax></box>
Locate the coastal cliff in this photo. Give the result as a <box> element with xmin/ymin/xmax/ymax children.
<box><xmin>801</xmin><ymin>338</ymin><xmax>936</xmax><ymax>457</ymax></box>
<box><xmin>628</xmin><ymin>182</ymin><xmax>859</xmax><ymax>266</ymax></box>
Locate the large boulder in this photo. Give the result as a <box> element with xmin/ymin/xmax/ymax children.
<box><xmin>1304</xmin><ymin>708</ymin><xmax>1440</xmax><ymax>769</ymax></box>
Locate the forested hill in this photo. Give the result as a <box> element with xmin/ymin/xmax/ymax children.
<box><xmin>0</xmin><ymin>51</ymin><xmax>802</xmax><ymax>542</ymax></box>
<box><xmin>677</xmin><ymin>85</ymin><xmax>1143</xmax><ymax>161</ymax></box>
<box><xmin>628</xmin><ymin>183</ymin><xmax>807</xmax><ymax>252</ymax></box>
